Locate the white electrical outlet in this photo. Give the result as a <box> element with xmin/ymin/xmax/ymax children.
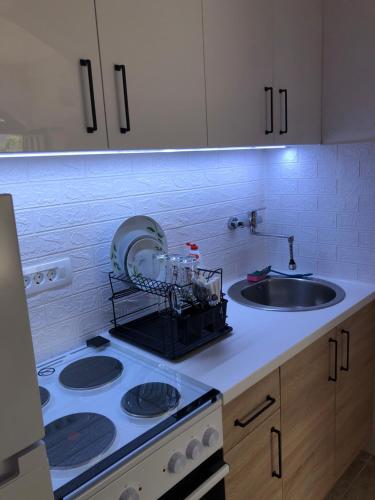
<box><xmin>23</xmin><ymin>258</ymin><xmax>72</xmax><ymax>296</ymax></box>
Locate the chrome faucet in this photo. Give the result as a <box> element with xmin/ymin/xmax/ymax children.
<box><xmin>249</xmin><ymin>210</ymin><xmax>297</xmax><ymax>271</ymax></box>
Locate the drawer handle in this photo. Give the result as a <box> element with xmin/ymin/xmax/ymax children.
<box><xmin>340</xmin><ymin>329</ymin><xmax>350</xmax><ymax>371</ymax></box>
<box><xmin>114</xmin><ymin>64</ymin><xmax>131</xmax><ymax>134</ymax></box>
<box><xmin>80</xmin><ymin>59</ymin><xmax>97</xmax><ymax>133</ymax></box>
<box><xmin>271</xmin><ymin>427</ymin><xmax>282</xmax><ymax>479</ymax></box>
<box><xmin>279</xmin><ymin>88</ymin><xmax>288</xmax><ymax>134</ymax></box>
<box><xmin>234</xmin><ymin>395</ymin><xmax>276</xmax><ymax>428</ymax></box>
<box><xmin>264</xmin><ymin>86</ymin><xmax>274</xmax><ymax>134</ymax></box>
<box><xmin>328</xmin><ymin>338</ymin><xmax>338</xmax><ymax>382</ymax></box>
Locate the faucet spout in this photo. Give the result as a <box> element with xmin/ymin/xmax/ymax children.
<box><xmin>288</xmin><ymin>236</ymin><xmax>297</xmax><ymax>270</ymax></box>
<box><xmin>249</xmin><ymin>210</ymin><xmax>297</xmax><ymax>270</ymax></box>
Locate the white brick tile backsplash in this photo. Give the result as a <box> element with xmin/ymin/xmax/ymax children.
<box><xmin>298</xmin><ymin>178</ymin><xmax>337</xmax><ymax>194</ymax></box>
<box><xmin>265</xmin><ymin>179</ymin><xmax>299</xmax><ymax>195</ymax></box>
<box><xmin>317</xmin><ymin>260</ymin><xmax>358</xmax><ymax>280</ymax></box>
<box><xmin>318</xmin><ymin>195</ymin><xmax>358</xmax><ymax>211</ymax></box>
<box><xmin>298</xmin><ymin>243</ymin><xmax>337</xmax><ymax>261</ymax></box>
<box><xmin>265</xmin><ymin>147</ymin><xmax>298</xmax><ymax>164</ymax></box>
<box><xmin>298</xmin><ymin>144</ymin><xmax>337</xmax><ymax>163</ymax></box>
<box><xmin>264</xmin><ymin>162</ymin><xmax>317</xmax><ymax>179</ymax></box>
<box><xmin>46</xmin><ymin>290</ymin><xmax>100</xmax><ymax>324</ymax></box>
<box><xmin>265</xmin><ymin>144</ymin><xmax>375</xmax><ymax>283</ymax></box>
<box><xmin>3</xmin><ymin>143</ymin><xmax>375</xmax><ymax>361</ymax></box>
<box><xmin>318</xmin><ymin>229</ymin><xmax>358</xmax><ymax>246</ymax></box>
<box><xmin>360</xmin><ymin>159</ymin><xmax>375</xmax><ymax>177</ymax></box>
<box><xmin>266</xmin><ymin>210</ymin><xmax>299</xmax><ymax>226</ymax></box>
<box><xmin>318</xmin><ymin>158</ymin><xmax>359</xmax><ymax>178</ymax></box>
<box><xmin>299</xmin><ymin>211</ymin><xmax>336</xmax><ymax>228</ymax></box>
<box><xmin>358</xmin><ymin>231</ymin><xmax>375</xmax><ymax>248</ymax></box>
<box><xmin>358</xmin><ymin>264</ymin><xmax>375</xmax><ymax>283</ymax></box>
<box><xmin>267</xmin><ymin>194</ymin><xmax>317</xmax><ymax>211</ymax></box>
<box><xmin>359</xmin><ymin>195</ymin><xmax>375</xmax><ymax>211</ymax></box>
<box><xmin>337</xmin><ymin>246</ymin><xmax>375</xmax><ymax>266</ymax></box>
<box><xmin>263</xmin><ymin>224</ymin><xmax>318</xmax><ymax>243</ymax></box>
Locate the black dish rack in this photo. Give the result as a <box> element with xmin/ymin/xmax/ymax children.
<box><xmin>108</xmin><ymin>268</ymin><xmax>232</xmax><ymax>360</ymax></box>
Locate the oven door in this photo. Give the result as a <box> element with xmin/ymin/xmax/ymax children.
<box><xmin>159</xmin><ymin>450</ymin><xmax>229</xmax><ymax>500</ymax></box>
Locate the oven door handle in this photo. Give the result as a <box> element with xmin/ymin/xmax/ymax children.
<box><xmin>184</xmin><ymin>464</ymin><xmax>230</xmax><ymax>500</ymax></box>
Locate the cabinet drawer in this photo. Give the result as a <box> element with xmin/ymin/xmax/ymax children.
<box><xmin>223</xmin><ymin>369</ymin><xmax>280</xmax><ymax>453</ymax></box>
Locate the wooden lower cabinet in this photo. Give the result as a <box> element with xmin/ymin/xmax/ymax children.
<box><xmin>225</xmin><ymin>411</ymin><xmax>282</xmax><ymax>500</ymax></box>
<box><xmin>280</xmin><ymin>331</ymin><xmax>336</xmax><ymax>500</ymax></box>
<box><xmin>223</xmin><ymin>301</ymin><xmax>375</xmax><ymax>500</ymax></box>
<box><xmin>335</xmin><ymin>302</ymin><xmax>375</xmax><ymax>478</ymax></box>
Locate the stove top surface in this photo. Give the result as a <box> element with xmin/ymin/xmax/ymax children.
<box><xmin>37</xmin><ymin>335</ymin><xmax>218</xmax><ymax>497</ymax></box>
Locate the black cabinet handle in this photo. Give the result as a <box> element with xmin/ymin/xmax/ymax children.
<box><xmin>234</xmin><ymin>395</ymin><xmax>276</xmax><ymax>428</ymax></box>
<box><xmin>329</xmin><ymin>338</ymin><xmax>338</xmax><ymax>382</ymax></box>
<box><xmin>114</xmin><ymin>64</ymin><xmax>131</xmax><ymax>134</ymax></box>
<box><xmin>271</xmin><ymin>427</ymin><xmax>282</xmax><ymax>479</ymax></box>
<box><xmin>265</xmin><ymin>86</ymin><xmax>274</xmax><ymax>134</ymax></box>
<box><xmin>340</xmin><ymin>329</ymin><xmax>350</xmax><ymax>371</ymax></box>
<box><xmin>80</xmin><ymin>59</ymin><xmax>97</xmax><ymax>133</ymax></box>
<box><xmin>279</xmin><ymin>88</ymin><xmax>288</xmax><ymax>135</ymax></box>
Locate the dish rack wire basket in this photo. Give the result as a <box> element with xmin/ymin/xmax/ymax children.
<box><xmin>108</xmin><ymin>267</ymin><xmax>232</xmax><ymax>360</ymax></box>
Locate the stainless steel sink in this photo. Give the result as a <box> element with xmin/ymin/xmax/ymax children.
<box><xmin>228</xmin><ymin>276</ymin><xmax>346</xmax><ymax>311</ymax></box>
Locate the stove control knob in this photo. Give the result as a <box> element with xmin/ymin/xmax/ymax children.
<box><xmin>186</xmin><ymin>439</ymin><xmax>203</xmax><ymax>460</ymax></box>
<box><xmin>119</xmin><ymin>487</ymin><xmax>139</xmax><ymax>500</ymax></box>
<box><xmin>202</xmin><ymin>428</ymin><xmax>220</xmax><ymax>448</ymax></box>
<box><xmin>168</xmin><ymin>452</ymin><xmax>186</xmax><ymax>474</ymax></box>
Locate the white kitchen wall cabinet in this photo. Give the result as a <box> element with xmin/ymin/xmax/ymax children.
<box><xmin>95</xmin><ymin>0</ymin><xmax>207</xmax><ymax>150</ymax></box>
<box><xmin>203</xmin><ymin>0</ymin><xmax>322</xmax><ymax>148</ymax></box>
<box><xmin>273</xmin><ymin>0</ymin><xmax>322</xmax><ymax>145</ymax></box>
<box><xmin>323</xmin><ymin>0</ymin><xmax>375</xmax><ymax>144</ymax></box>
<box><xmin>203</xmin><ymin>0</ymin><xmax>274</xmax><ymax>148</ymax></box>
<box><xmin>0</xmin><ymin>0</ymin><xmax>107</xmax><ymax>153</ymax></box>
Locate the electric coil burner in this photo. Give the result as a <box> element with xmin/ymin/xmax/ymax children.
<box><xmin>39</xmin><ymin>386</ymin><xmax>50</xmax><ymax>408</ymax></box>
<box><xmin>121</xmin><ymin>382</ymin><xmax>181</xmax><ymax>418</ymax></box>
<box><xmin>59</xmin><ymin>355</ymin><xmax>123</xmax><ymax>390</ymax></box>
<box><xmin>37</xmin><ymin>336</ymin><xmax>223</xmax><ymax>499</ymax></box>
<box><xmin>44</xmin><ymin>412</ymin><xmax>116</xmax><ymax>469</ymax></box>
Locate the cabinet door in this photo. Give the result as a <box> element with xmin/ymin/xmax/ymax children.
<box><xmin>225</xmin><ymin>411</ymin><xmax>282</xmax><ymax>500</ymax></box>
<box><xmin>335</xmin><ymin>302</ymin><xmax>375</xmax><ymax>479</ymax></box>
<box><xmin>280</xmin><ymin>331</ymin><xmax>336</xmax><ymax>500</ymax></box>
<box><xmin>0</xmin><ymin>0</ymin><xmax>107</xmax><ymax>153</ymax></box>
<box><xmin>203</xmin><ymin>0</ymin><xmax>274</xmax><ymax>147</ymax></box>
<box><xmin>323</xmin><ymin>0</ymin><xmax>375</xmax><ymax>144</ymax></box>
<box><xmin>273</xmin><ymin>0</ymin><xmax>322</xmax><ymax>145</ymax></box>
<box><xmin>95</xmin><ymin>0</ymin><xmax>207</xmax><ymax>151</ymax></box>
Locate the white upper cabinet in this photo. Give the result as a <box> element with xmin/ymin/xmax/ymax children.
<box><xmin>0</xmin><ymin>0</ymin><xmax>322</xmax><ymax>153</ymax></box>
<box><xmin>0</xmin><ymin>0</ymin><xmax>107</xmax><ymax>153</ymax></box>
<box><xmin>95</xmin><ymin>0</ymin><xmax>207</xmax><ymax>150</ymax></box>
<box><xmin>203</xmin><ymin>0</ymin><xmax>322</xmax><ymax>148</ymax></box>
<box><xmin>273</xmin><ymin>0</ymin><xmax>322</xmax><ymax>145</ymax></box>
<box><xmin>323</xmin><ymin>0</ymin><xmax>375</xmax><ymax>144</ymax></box>
<box><xmin>203</xmin><ymin>0</ymin><xmax>274</xmax><ymax>148</ymax></box>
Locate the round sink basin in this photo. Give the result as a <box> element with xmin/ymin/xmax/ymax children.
<box><xmin>228</xmin><ymin>277</ymin><xmax>346</xmax><ymax>311</ymax></box>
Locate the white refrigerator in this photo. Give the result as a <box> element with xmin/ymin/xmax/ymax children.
<box><xmin>0</xmin><ymin>194</ymin><xmax>53</xmax><ymax>499</ymax></box>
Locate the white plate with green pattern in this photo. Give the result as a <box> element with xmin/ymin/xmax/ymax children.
<box><xmin>110</xmin><ymin>216</ymin><xmax>168</xmax><ymax>276</ymax></box>
<box><xmin>125</xmin><ymin>236</ymin><xmax>167</xmax><ymax>282</ymax></box>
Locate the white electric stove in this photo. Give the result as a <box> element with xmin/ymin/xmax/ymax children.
<box><xmin>37</xmin><ymin>335</ymin><xmax>227</xmax><ymax>500</ymax></box>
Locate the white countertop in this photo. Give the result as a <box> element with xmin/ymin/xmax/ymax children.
<box><xmin>111</xmin><ymin>276</ymin><xmax>375</xmax><ymax>405</ymax></box>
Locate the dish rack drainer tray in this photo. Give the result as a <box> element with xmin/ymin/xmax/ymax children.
<box><xmin>108</xmin><ymin>268</ymin><xmax>232</xmax><ymax>360</ymax></box>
